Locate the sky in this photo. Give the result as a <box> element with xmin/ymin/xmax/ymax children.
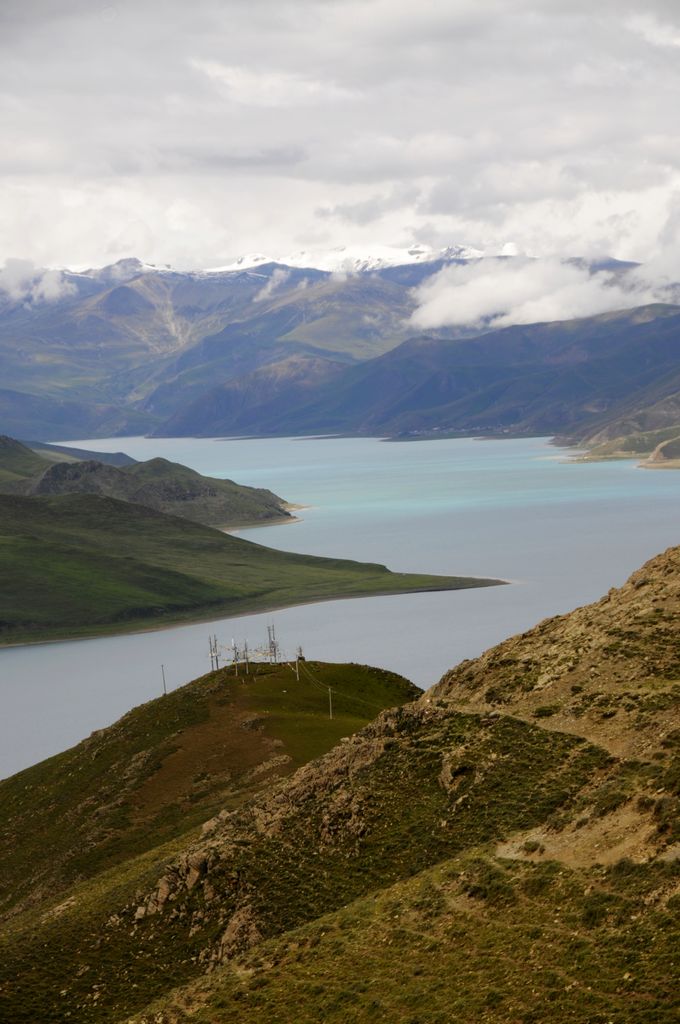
<box><xmin>2</xmin><ymin>0</ymin><xmax>680</xmax><ymax>270</ymax></box>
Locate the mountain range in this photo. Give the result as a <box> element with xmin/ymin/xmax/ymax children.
<box><xmin>1</xmin><ymin>251</ymin><xmax>679</xmax><ymax>455</ymax></box>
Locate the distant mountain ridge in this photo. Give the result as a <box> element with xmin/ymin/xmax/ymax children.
<box><xmin>155</xmin><ymin>303</ymin><xmax>680</xmax><ymax>443</ymax></box>
<box><xmin>0</xmin><ymin>252</ymin><xmax>455</xmax><ymax>437</ymax></box>
<box><xmin>0</xmin><ymin>250</ymin><xmax>675</xmax><ymax>443</ymax></box>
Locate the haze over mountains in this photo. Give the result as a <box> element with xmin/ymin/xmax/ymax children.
<box><xmin>1</xmin><ymin>248</ymin><xmax>679</xmax><ymax>452</ymax></box>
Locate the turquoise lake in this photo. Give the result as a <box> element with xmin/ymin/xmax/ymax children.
<box><xmin>1</xmin><ymin>434</ymin><xmax>679</xmax><ymax>777</ymax></box>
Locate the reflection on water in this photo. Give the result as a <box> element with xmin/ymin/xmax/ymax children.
<box><xmin>1</xmin><ymin>434</ymin><xmax>679</xmax><ymax>778</ymax></box>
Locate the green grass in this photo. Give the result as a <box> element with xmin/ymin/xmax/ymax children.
<box><xmin>2</xmin><ymin>545</ymin><xmax>678</xmax><ymax>1023</ymax></box>
<box><xmin>0</xmin><ymin>435</ymin><xmax>294</xmax><ymax>527</ymax></box>
<box><xmin>0</xmin><ymin>435</ymin><xmax>50</xmax><ymax>485</ymax></box>
<box><xmin>0</xmin><ymin>493</ymin><xmax>502</xmax><ymax>644</ymax></box>
<box><xmin>0</xmin><ymin>662</ymin><xmax>418</xmax><ymax>920</ymax></box>
<box><xmin>134</xmin><ymin>854</ymin><xmax>679</xmax><ymax>1024</ymax></box>
<box><xmin>0</xmin><ymin>708</ymin><xmax>610</xmax><ymax>1023</ymax></box>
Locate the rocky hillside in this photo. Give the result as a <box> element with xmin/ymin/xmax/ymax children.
<box><xmin>432</xmin><ymin>545</ymin><xmax>680</xmax><ymax>762</ymax></box>
<box><xmin>1</xmin><ymin>548</ymin><xmax>678</xmax><ymax>1021</ymax></box>
<box><xmin>25</xmin><ymin>456</ymin><xmax>292</xmax><ymax>528</ymax></box>
<box><xmin>0</xmin><ymin>437</ymin><xmax>292</xmax><ymax>527</ymax></box>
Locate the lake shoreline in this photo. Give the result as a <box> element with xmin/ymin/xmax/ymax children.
<box><xmin>4</xmin><ymin>434</ymin><xmax>680</xmax><ymax>780</ymax></box>
<box><xmin>0</xmin><ymin>574</ymin><xmax>506</xmax><ymax>651</ymax></box>
<box><xmin>221</xmin><ymin>503</ymin><xmax>312</xmax><ymax>533</ymax></box>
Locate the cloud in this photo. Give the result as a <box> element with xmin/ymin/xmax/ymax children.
<box><xmin>317</xmin><ymin>185</ymin><xmax>420</xmax><ymax>226</ymax></box>
<box><xmin>4</xmin><ymin>2</ymin><xmax>680</xmax><ymax>267</ymax></box>
<box><xmin>626</xmin><ymin>13</ymin><xmax>680</xmax><ymax>49</ymax></box>
<box><xmin>189</xmin><ymin>59</ymin><xmax>357</xmax><ymax>107</ymax></box>
<box><xmin>253</xmin><ymin>267</ymin><xmax>291</xmax><ymax>302</ymax></box>
<box><xmin>409</xmin><ymin>257</ymin><xmax>663</xmax><ymax>330</ymax></box>
<box><xmin>0</xmin><ymin>259</ymin><xmax>76</xmax><ymax>305</ymax></box>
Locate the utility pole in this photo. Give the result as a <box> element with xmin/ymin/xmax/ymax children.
<box><xmin>328</xmin><ymin>686</ymin><xmax>333</xmax><ymax>720</ymax></box>
<box><xmin>232</xmin><ymin>639</ymin><xmax>239</xmax><ymax>677</ymax></box>
<box><xmin>161</xmin><ymin>664</ymin><xmax>167</xmax><ymax>696</ymax></box>
<box><xmin>244</xmin><ymin>640</ymin><xmax>250</xmax><ymax>675</ymax></box>
<box><xmin>267</xmin><ymin>624</ymin><xmax>279</xmax><ymax>664</ymax></box>
<box><xmin>209</xmin><ymin>635</ymin><xmax>220</xmax><ymax>671</ymax></box>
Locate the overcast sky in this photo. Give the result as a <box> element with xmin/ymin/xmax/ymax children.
<box><xmin>2</xmin><ymin>0</ymin><xmax>680</xmax><ymax>269</ymax></box>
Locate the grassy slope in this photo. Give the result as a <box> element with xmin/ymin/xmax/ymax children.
<box><xmin>0</xmin><ymin>662</ymin><xmax>418</xmax><ymax>919</ymax></box>
<box><xmin>121</xmin><ymin>457</ymin><xmax>291</xmax><ymax>526</ymax></box>
<box><xmin>26</xmin><ymin>456</ymin><xmax>292</xmax><ymax>527</ymax></box>
<box><xmin>0</xmin><ymin>435</ymin><xmax>50</xmax><ymax>485</ymax></box>
<box><xmin>0</xmin><ymin>437</ymin><xmax>293</xmax><ymax>526</ymax></box>
<box><xmin>0</xmin><ymin>493</ymin><xmax>498</xmax><ymax>644</ymax></box>
<box><xmin>25</xmin><ymin>439</ymin><xmax>137</xmax><ymax>467</ymax></box>
<box><xmin>2</xmin><ymin>551</ymin><xmax>678</xmax><ymax>1023</ymax></box>
<box><xmin>131</xmin><ymin>855</ymin><xmax>679</xmax><ymax>1024</ymax></box>
<box><xmin>0</xmin><ymin>709</ymin><xmax>610</xmax><ymax>1023</ymax></box>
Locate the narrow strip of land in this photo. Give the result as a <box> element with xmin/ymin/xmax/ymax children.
<box><xmin>0</xmin><ymin>493</ymin><xmax>504</xmax><ymax>645</ymax></box>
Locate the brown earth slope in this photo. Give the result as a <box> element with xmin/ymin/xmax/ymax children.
<box><xmin>1</xmin><ymin>550</ymin><xmax>679</xmax><ymax>1023</ymax></box>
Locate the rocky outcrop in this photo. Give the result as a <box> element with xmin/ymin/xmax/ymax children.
<box><xmin>431</xmin><ymin>545</ymin><xmax>680</xmax><ymax>759</ymax></box>
<box><xmin>22</xmin><ymin>455</ymin><xmax>291</xmax><ymax>527</ymax></box>
<box><xmin>5</xmin><ymin>551</ymin><xmax>680</xmax><ymax>1023</ymax></box>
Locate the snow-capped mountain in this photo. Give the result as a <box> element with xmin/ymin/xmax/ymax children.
<box><xmin>54</xmin><ymin>244</ymin><xmax>485</xmax><ymax>284</ymax></box>
<box><xmin>204</xmin><ymin>243</ymin><xmax>484</xmax><ymax>275</ymax></box>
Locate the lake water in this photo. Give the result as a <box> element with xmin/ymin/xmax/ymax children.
<box><xmin>2</xmin><ymin>434</ymin><xmax>679</xmax><ymax>778</ymax></box>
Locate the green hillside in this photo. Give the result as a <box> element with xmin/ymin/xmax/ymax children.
<box><xmin>0</xmin><ymin>435</ymin><xmax>49</xmax><ymax>485</ymax></box>
<box><xmin>26</xmin><ymin>456</ymin><xmax>292</xmax><ymax>527</ymax></box>
<box><xmin>0</xmin><ymin>661</ymin><xmax>418</xmax><ymax>918</ymax></box>
<box><xmin>0</xmin><ymin>437</ymin><xmax>293</xmax><ymax>527</ymax></box>
<box><xmin>0</xmin><ymin>547</ymin><xmax>677</xmax><ymax>1022</ymax></box>
<box><xmin>0</xmin><ymin>493</ymin><xmax>497</xmax><ymax>644</ymax></box>
<box><xmin>0</xmin><ymin>435</ymin><xmax>136</xmax><ymax>488</ymax></box>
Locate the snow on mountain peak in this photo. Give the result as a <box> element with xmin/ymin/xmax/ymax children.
<box><xmin>204</xmin><ymin>243</ymin><xmax>484</xmax><ymax>275</ymax></box>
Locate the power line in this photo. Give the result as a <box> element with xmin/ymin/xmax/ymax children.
<box><xmin>298</xmin><ymin>662</ymin><xmax>390</xmax><ymax>715</ymax></box>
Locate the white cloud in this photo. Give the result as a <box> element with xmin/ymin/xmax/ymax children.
<box><xmin>253</xmin><ymin>267</ymin><xmax>291</xmax><ymax>302</ymax></box>
<box><xmin>409</xmin><ymin>257</ymin><xmax>663</xmax><ymax>330</ymax></box>
<box><xmin>189</xmin><ymin>59</ymin><xmax>356</xmax><ymax>107</ymax></box>
<box><xmin>4</xmin><ymin>2</ymin><xmax>680</xmax><ymax>267</ymax></box>
<box><xmin>626</xmin><ymin>14</ymin><xmax>680</xmax><ymax>49</ymax></box>
<box><xmin>0</xmin><ymin>259</ymin><xmax>76</xmax><ymax>305</ymax></box>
